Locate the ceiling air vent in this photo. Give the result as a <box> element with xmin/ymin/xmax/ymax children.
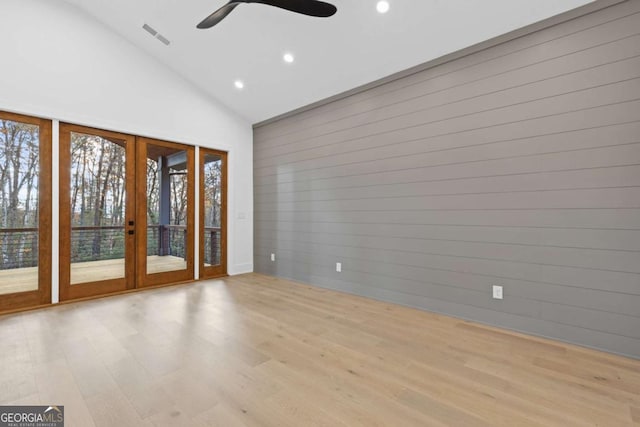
<box><xmin>142</xmin><ymin>23</ymin><xmax>170</xmax><ymax>46</ymax></box>
<box><xmin>142</xmin><ymin>23</ymin><xmax>157</xmax><ymax>36</ymax></box>
<box><xmin>156</xmin><ymin>34</ymin><xmax>170</xmax><ymax>46</ymax></box>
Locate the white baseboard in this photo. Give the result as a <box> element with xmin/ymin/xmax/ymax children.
<box><xmin>229</xmin><ymin>263</ymin><xmax>253</xmax><ymax>275</ymax></box>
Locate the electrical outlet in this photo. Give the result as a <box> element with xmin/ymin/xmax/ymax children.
<box><xmin>492</xmin><ymin>285</ymin><xmax>503</xmax><ymax>300</ymax></box>
<box><xmin>336</xmin><ymin>262</ymin><xmax>342</xmax><ymax>272</ymax></box>
<box><xmin>270</xmin><ymin>253</ymin><xmax>275</xmax><ymax>262</ymax></box>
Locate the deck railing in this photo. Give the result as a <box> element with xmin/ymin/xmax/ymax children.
<box><xmin>70</xmin><ymin>225</ymin><xmax>127</xmax><ymax>263</ymax></box>
<box><xmin>154</xmin><ymin>224</ymin><xmax>185</xmax><ymax>258</ymax></box>
<box><xmin>0</xmin><ymin>227</ymin><xmax>38</xmax><ymax>269</ymax></box>
<box><xmin>203</xmin><ymin>227</ymin><xmax>222</xmax><ymax>266</ymax></box>
<box><xmin>0</xmin><ymin>225</ymin><xmax>221</xmax><ymax>270</ymax></box>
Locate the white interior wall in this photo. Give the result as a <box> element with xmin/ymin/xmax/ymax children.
<box><xmin>0</xmin><ymin>0</ymin><xmax>254</xmax><ymax>299</ymax></box>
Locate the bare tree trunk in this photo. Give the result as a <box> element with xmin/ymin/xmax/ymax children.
<box><xmin>9</xmin><ymin>128</ymin><xmax>22</xmax><ymax>228</ymax></box>
<box><xmin>71</xmin><ymin>152</ymin><xmax>80</xmax><ymax>222</ymax></box>
<box><xmin>79</xmin><ymin>141</ymin><xmax>88</xmax><ymax>226</ymax></box>
<box><xmin>147</xmin><ymin>160</ymin><xmax>158</xmax><ymax>223</ymax></box>
<box><xmin>97</xmin><ymin>147</ymin><xmax>115</xmax><ymax>257</ymax></box>
<box><xmin>91</xmin><ymin>140</ymin><xmax>106</xmax><ymax>258</ymax></box>
<box><xmin>23</xmin><ymin>141</ymin><xmax>38</xmax><ymax>266</ymax></box>
<box><xmin>0</xmin><ymin>121</ymin><xmax>8</xmax><ymax>269</ymax></box>
<box><xmin>23</xmin><ymin>136</ymin><xmax>38</xmax><ymax>226</ymax></box>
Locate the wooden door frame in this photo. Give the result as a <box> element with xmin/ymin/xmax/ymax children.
<box><xmin>0</xmin><ymin>111</ymin><xmax>52</xmax><ymax>311</ymax></box>
<box><xmin>58</xmin><ymin>123</ymin><xmax>136</xmax><ymax>301</ymax></box>
<box><xmin>199</xmin><ymin>148</ymin><xmax>227</xmax><ymax>278</ymax></box>
<box><xmin>136</xmin><ymin>136</ymin><xmax>195</xmax><ymax>287</ymax></box>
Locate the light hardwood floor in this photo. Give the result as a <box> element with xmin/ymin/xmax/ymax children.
<box><xmin>0</xmin><ymin>273</ymin><xmax>638</xmax><ymax>426</ymax></box>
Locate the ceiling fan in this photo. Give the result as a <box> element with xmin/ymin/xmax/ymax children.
<box><xmin>197</xmin><ymin>0</ymin><xmax>338</xmax><ymax>29</ymax></box>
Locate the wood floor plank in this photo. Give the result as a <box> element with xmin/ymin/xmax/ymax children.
<box><xmin>265</xmin><ymin>389</ymin><xmax>352</xmax><ymax>427</ymax></box>
<box><xmin>463</xmin><ymin>356</ymin><xmax>632</xmax><ymax>423</ymax></box>
<box><xmin>156</xmin><ymin>370</ymin><xmax>220</xmax><ymax>416</ymax></box>
<box><xmin>145</xmin><ymin>404</ymin><xmax>208</xmax><ymax>427</ymax></box>
<box><xmin>0</xmin><ymin>272</ymin><xmax>638</xmax><ymax>426</ymax></box>
<box><xmin>34</xmin><ymin>358</ymin><xmax>97</xmax><ymax>427</ymax></box>
<box><xmin>84</xmin><ymin>388</ymin><xmax>151</xmax><ymax>427</ymax></box>
<box><xmin>395</xmin><ymin>387</ymin><xmax>495</xmax><ymax>427</ymax></box>
<box><xmin>256</xmin><ymin>358</ymin><xmax>424</xmax><ymax>427</ymax></box>
<box><xmin>192</xmin><ymin>403</ymin><xmax>250</xmax><ymax>427</ymax></box>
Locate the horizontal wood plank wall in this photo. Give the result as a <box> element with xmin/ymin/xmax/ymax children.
<box><xmin>252</xmin><ymin>0</ymin><xmax>640</xmax><ymax>358</ymax></box>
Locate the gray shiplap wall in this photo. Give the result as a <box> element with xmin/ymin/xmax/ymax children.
<box><xmin>253</xmin><ymin>0</ymin><xmax>640</xmax><ymax>358</ymax></box>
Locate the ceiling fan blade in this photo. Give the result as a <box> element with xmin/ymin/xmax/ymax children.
<box><xmin>197</xmin><ymin>2</ymin><xmax>241</xmax><ymax>29</ymax></box>
<box><xmin>249</xmin><ymin>0</ymin><xmax>337</xmax><ymax>17</ymax></box>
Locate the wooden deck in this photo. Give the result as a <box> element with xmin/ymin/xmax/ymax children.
<box><xmin>0</xmin><ymin>266</ymin><xmax>37</xmax><ymax>295</ymax></box>
<box><xmin>0</xmin><ymin>255</ymin><xmax>187</xmax><ymax>295</ymax></box>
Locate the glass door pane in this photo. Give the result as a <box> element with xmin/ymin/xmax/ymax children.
<box><xmin>0</xmin><ymin>119</ymin><xmax>40</xmax><ymax>294</ymax></box>
<box><xmin>137</xmin><ymin>137</ymin><xmax>194</xmax><ymax>287</ymax></box>
<box><xmin>145</xmin><ymin>145</ymin><xmax>187</xmax><ymax>273</ymax></box>
<box><xmin>200</xmin><ymin>149</ymin><xmax>227</xmax><ymax>278</ymax></box>
<box><xmin>69</xmin><ymin>131</ymin><xmax>127</xmax><ymax>284</ymax></box>
<box><xmin>0</xmin><ymin>111</ymin><xmax>51</xmax><ymax>311</ymax></box>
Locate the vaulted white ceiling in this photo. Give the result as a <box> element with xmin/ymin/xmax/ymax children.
<box><xmin>62</xmin><ymin>0</ymin><xmax>594</xmax><ymax>123</ymax></box>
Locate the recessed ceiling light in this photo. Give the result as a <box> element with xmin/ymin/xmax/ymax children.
<box><xmin>283</xmin><ymin>52</ymin><xmax>295</xmax><ymax>63</ymax></box>
<box><xmin>234</xmin><ymin>80</ymin><xmax>244</xmax><ymax>89</ymax></box>
<box><xmin>376</xmin><ymin>1</ymin><xmax>390</xmax><ymax>14</ymax></box>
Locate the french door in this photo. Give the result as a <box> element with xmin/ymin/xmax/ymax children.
<box><xmin>200</xmin><ymin>148</ymin><xmax>227</xmax><ymax>278</ymax></box>
<box><xmin>59</xmin><ymin>124</ymin><xmax>136</xmax><ymax>300</ymax></box>
<box><xmin>59</xmin><ymin>125</ymin><xmax>195</xmax><ymax>301</ymax></box>
<box><xmin>0</xmin><ymin>111</ymin><xmax>52</xmax><ymax>311</ymax></box>
<box><xmin>136</xmin><ymin>137</ymin><xmax>195</xmax><ymax>288</ymax></box>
